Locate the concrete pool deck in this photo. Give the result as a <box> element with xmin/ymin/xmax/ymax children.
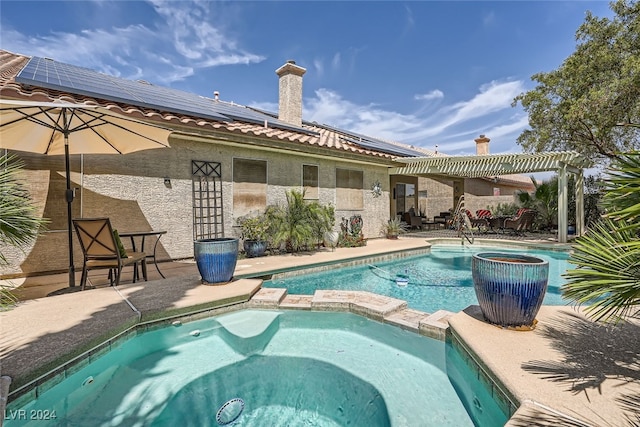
<box><xmin>1</xmin><ymin>236</ymin><xmax>637</xmax><ymax>426</ymax></box>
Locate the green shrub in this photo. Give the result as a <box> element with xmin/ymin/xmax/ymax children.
<box><xmin>265</xmin><ymin>190</ymin><xmax>336</xmax><ymax>253</ymax></box>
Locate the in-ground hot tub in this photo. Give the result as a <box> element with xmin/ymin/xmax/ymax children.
<box><xmin>6</xmin><ymin>310</ymin><xmax>508</xmax><ymax>426</ymax></box>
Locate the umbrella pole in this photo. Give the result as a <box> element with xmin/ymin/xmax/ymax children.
<box><xmin>64</xmin><ymin>135</ymin><xmax>76</xmax><ymax>287</ymax></box>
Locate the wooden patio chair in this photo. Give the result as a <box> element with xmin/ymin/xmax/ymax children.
<box><xmin>73</xmin><ymin>218</ymin><xmax>148</xmax><ymax>290</ymax></box>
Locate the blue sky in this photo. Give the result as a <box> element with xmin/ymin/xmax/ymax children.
<box><xmin>0</xmin><ymin>0</ymin><xmax>613</xmax><ymax>156</ymax></box>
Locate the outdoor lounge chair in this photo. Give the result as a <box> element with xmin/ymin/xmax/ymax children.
<box><xmin>465</xmin><ymin>210</ymin><xmax>490</xmax><ymax>230</ymax></box>
<box><xmin>403</xmin><ymin>209</ymin><xmax>423</xmax><ymax>230</ymax></box>
<box><xmin>503</xmin><ymin>209</ymin><xmax>537</xmax><ymax>235</ymax></box>
<box><xmin>73</xmin><ymin>218</ymin><xmax>148</xmax><ymax>290</ymax></box>
<box><xmin>476</xmin><ymin>209</ymin><xmax>492</xmax><ymax>220</ymax></box>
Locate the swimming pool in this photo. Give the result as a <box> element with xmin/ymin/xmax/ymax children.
<box><xmin>264</xmin><ymin>245</ymin><xmax>572</xmax><ymax>313</ymax></box>
<box><xmin>5</xmin><ymin>310</ymin><xmax>508</xmax><ymax>426</ymax></box>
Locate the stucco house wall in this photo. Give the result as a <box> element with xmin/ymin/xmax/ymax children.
<box><xmin>411</xmin><ymin>176</ymin><xmax>526</xmax><ymax>221</ymax></box>
<box><xmin>0</xmin><ymin>133</ymin><xmax>390</xmax><ymax>276</ymax></box>
<box><xmin>464</xmin><ymin>178</ymin><xmax>522</xmax><ymax>215</ymax></box>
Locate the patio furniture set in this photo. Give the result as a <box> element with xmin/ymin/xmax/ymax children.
<box><xmin>404</xmin><ymin>208</ymin><xmax>537</xmax><ymax>235</ymax></box>
<box><xmin>72</xmin><ymin>218</ymin><xmax>166</xmax><ymax>289</ymax></box>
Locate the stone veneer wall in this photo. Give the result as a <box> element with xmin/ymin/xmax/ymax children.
<box><xmin>0</xmin><ymin>136</ymin><xmax>390</xmax><ymax>276</ymax></box>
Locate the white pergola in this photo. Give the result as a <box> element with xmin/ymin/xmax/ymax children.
<box><xmin>389</xmin><ymin>151</ymin><xmax>590</xmax><ymax>243</ymax></box>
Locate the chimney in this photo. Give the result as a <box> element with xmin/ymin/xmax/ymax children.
<box><xmin>276</xmin><ymin>60</ymin><xmax>306</xmax><ymax>126</ymax></box>
<box><xmin>475</xmin><ymin>134</ymin><xmax>490</xmax><ymax>155</ymax></box>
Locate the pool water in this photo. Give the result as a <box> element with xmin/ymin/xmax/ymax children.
<box><xmin>264</xmin><ymin>245</ymin><xmax>572</xmax><ymax>313</ymax></box>
<box><xmin>6</xmin><ymin>310</ymin><xmax>508</xmax><ymax>426</ymax></box>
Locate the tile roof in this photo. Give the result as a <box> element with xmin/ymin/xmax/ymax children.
<box><xmin>0</xmin><ymin>49</ymin><xmax>535</xmax><ymax>189</ymax></box>
<box><xmin>0</xmin><ymin>50</ymin><xmax>418</xmax><ymax>162</ymax></box>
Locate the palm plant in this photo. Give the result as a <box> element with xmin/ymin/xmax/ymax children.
<box><xmin>516</xmin><ymin>177</ymin><xmax>559</xmax><ymax>230</ymax></box>
<box><xmin>0</xmin><ymin>154</ymin><xmax>48</xmax><ymax>308</ymax></box>
<box><xmin>308</xmin><ymin>201</ymin><xmax>335</xmax><ymax>248</ymax></box>
<box><xmin>562</xmin><ymin>152</ymin><xmax>640</xmax><ymax>323</ymax></box>
<box><xmin>265</xmin><ymin>189</ymin><xmax>315</xmax><ymax>252</ymax></box>
<box><xmin>379</xmin><ymin>218</ymin><xmax>408</xmax><ymax>239</ymax></box>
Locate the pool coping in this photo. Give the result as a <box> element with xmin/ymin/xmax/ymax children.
<box><xmin>234</xmin><ymin>243</ymin><xmax>435</xmax><ymax>280</ymax></box>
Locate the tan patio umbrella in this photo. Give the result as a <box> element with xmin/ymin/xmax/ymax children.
<box><xmin>0</xmin><ymin>99</ymin><xmax>172</xmax><ymax>287</ymax></box>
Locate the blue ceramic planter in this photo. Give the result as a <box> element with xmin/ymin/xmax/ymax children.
<box><xmin>472</xmin><ymin>252</ymin><xmax>549</xmax><ymax>327</ymax></box>
<box><xmin>194</xmin><ymin>238</ymin><xmax>239</xmax><ymax>284</ymax></box>
<box><xmin>243</xmin><ymin>240</ymin><xmax>267</xmax><ymax>258</ymax></box>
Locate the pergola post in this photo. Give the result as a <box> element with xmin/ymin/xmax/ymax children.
<box><xmin>558</xmin><ymin>163</ymin><xmax>568</xmax><ymax>243</ymax></box>
<box><xmin>575</xmin><ymin>169</ymin><xmax>584</xmax><ymax>236</ymax></box>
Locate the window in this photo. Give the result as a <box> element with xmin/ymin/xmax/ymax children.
<box><xmin>395</xmin><ymin>183</ymin><xmax>416</xmax><ymax>214</ymax></box>
<box><xmin>302</xmin><ymin>164</ymin><xmax>319</xmax><ymax>199</ymax></box>
<box><xmin>336</xmin><ymin>168</ymin><xmax>363</xmax><ymax>209</ymax></box>
<box><xmin>233</xmin><ymin>158</ymin><xmax>267</xmax><ymax>218</ymax></box>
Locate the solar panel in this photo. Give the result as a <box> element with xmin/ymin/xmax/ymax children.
<box><xmin>205</xmin><ymin>100</ymin><xmax>318</xmax><ymax>135</ymax></box>
<box><xmin>310</xmin><ymin>122</ymin><xmax>424</xmax><ymax>157</ymax></box>
<box><xmin>16</xmin><ymin>56</ymin><xmax>316</xmax><ymax>134</ymax></box>
<box><xmin>16</xmin><ymin>57</ymin><xmax>229</xmax><ymax>121</ymax></box>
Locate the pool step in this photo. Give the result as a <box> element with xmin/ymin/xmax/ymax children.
<box><xmin>312</xmin><ymin>290</ymin><xmax>407</xmax><ymax>321</ymax></box>
<box><xmin>214</xmin><ymin>310</ymin><xmax>281</xmax><ymax>355</ymax></box>
<box><xmin>247</xmin><ymin>287</ymin><xmax>452</xmax><ymax>341</ymax></box>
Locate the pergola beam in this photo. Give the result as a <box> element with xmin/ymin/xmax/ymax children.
<box><xmin>390</xmin><ymin>151</ymin><xmax>589</xmax><ymax>178</ymax></box>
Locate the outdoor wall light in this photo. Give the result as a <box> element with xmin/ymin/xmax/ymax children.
<box><xmin>163</xmin><ymin>177</ymin><xmax>171</xmax><ymax>187</ymax></box>
<box><xmin>371</xmin><ymin>180</ymin><xmax>382</xmax><ymax>198</ymax></box>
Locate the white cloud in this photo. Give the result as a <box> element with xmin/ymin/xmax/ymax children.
<box><xmin>445</xmin><ymin>80</ymin><xmax>524</xmax><ymax>122</ymax></box>
<box><xmin>299</xmin><ymin>80</ymin><xmax>527</xmax><ymax>156</ymax></box>
<box><xmin>314</xmin><ymin>59</ymin><xmax>324</xmax><ymax>77</ymax></box>
<box><xmin>0</xmin><ymin>1</ymin><xmax>265</xmax><ymax>84</ymax></box>
<box><xmin>482</xmin><ymin>115</ymin><xmax>529</xmax><ymax>141</ymax></box>
<box><xmin>331</xmin><ymin>52</ymin><xmax>341</xmax><ymax>70</ymax></box>
<box><xmin>404</xmin><ymin>5</ymin><xmax>415</xmax><ymax>29</ymax></box>
<box><xmin>414</xmin><ymin>90</ymin><xmax>444</xmax><ymax>101</ymax></box>
<box><xmin>483</xmin><ymin>11</ymin><xmax>497</xmax><ymax>27</ymax></box>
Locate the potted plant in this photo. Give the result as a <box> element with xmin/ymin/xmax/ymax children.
<box><xmin>380</xmin><ymin>218</ymin><xmax>408</xmax><ymax>239</ymax></box>
<box><xmin>237</xmin><ymin>214</ymin><xmax>269</xmax><ymax>258</ymax></box>
<box><xmin>471</xmin><ymin>252</ymin><xmax>549</xmax><ymax>328</ymax></box>
<box><xmin>194</xmin><ymin>237</ymin><xmax>239</xmax><ymax>284</ymax></box>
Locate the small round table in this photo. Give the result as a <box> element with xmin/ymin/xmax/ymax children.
<box><xmin>118</xmin><ymin>230</ymin><xmax>167</xmax><ymax>279</ymax></box>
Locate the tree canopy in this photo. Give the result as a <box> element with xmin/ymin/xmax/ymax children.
<box><xmin>514</xmin><ymin>0</ymin><xmax>640</xmax><ymax>164</ymax></box>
